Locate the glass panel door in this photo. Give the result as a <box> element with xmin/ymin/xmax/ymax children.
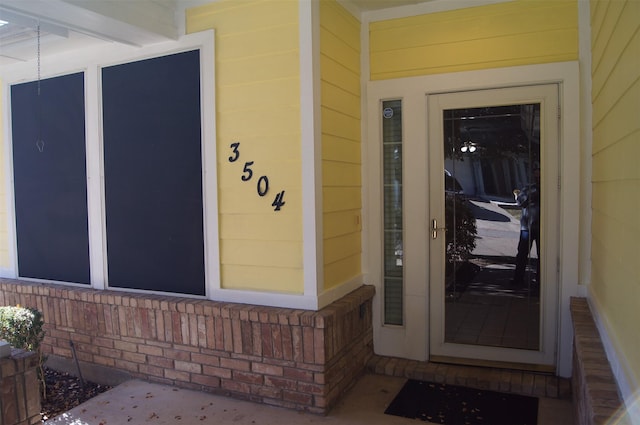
<box><xmin>443</xmin><ymin>104</ymin><xmax>540</xmax><ymax>350</ymax></box>
<box><xmin>429</xmin><ymin>85</ymin><xmax>559</xmax><ymax>368</ymax></box>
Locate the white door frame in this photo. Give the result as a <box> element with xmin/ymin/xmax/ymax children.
<box><xmin>364</xmin><ymin>61</ymin><xmax>580</xmax><ymax>377</ymax></box>
<box><xmin>427</xmin><ymin>84</ymin><xmax>559</xmax><ymax>368</ymax></box>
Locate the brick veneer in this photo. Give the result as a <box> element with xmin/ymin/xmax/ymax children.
<box><xmin>0</xmin><ymin>279</ymin><xmax>374</xmax><ymax>414</ymax></box>
<box><xmin>0</xmin><ymin>349</ymin><xmax>41</xmax><ymax>425</ymax></box>
<box><xmin>367</xmin><ymin>354</ymin><xmax>572</xmax><ymax>399</ymax></box>
<box><xmin>570</xmin><ymin>297</ymin><xmax>630</xmax><ymax>425</ymax></box>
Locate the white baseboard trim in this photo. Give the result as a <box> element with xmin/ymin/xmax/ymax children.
<box><xmin>317</xmin><ymin>275</ymin><xmax>366</xmax><ymax>309</ymax></box>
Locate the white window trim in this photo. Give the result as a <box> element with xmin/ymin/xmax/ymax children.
<box><xmin>1</xmin><ymin>30</ymin><xmax>220</xmax><ymax>300</ymax></box>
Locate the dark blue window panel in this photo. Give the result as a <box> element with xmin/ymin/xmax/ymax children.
<box><xmin>102</xmin><ymin>50</ymin><xmax>205</xmax><ymax>296</ymax></box>
<box><xmin>11</xmin><ymin>72</ymin><xmax>90</xmax><ymax>284</ymax></box>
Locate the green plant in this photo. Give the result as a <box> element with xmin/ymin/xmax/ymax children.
<box><xmin>0</xmin><ymin>306</ymin><xmax>44</xmax><ymax>351</ymax></box>
<box><xmin>0</xmin><ymin>306</ymin><xmax>47</xmax><ymax>398</ymax></box>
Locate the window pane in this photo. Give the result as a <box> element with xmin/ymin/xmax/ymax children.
<box><xmin>443</xmin><ymin>103</ymin><xmax>542</xmax><ymax>350</ymax></box>
<box><xmin>382</xmin><ymin>100</ymin><xmax>403</xmax><ymax>325</ymax></box>
<box><xmin>102</xmin><ymin>50</ymin><xmax>205</xmax><ymax>296</ymax></box>
<box><xmin>11</xmin><ymin>73</ymin><xmax>91</xmax><ymax>284</ymax></box>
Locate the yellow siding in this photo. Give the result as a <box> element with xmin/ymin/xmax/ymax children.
<box><xmin>369</xmin><ymin>0</ymin><xmax>578</xmax><ymax>80</ymax></box>
<box><xmin>187</xmin><ymin>0</ymin><xmax>303</xmax><ymax>293</ymax></box>
<box><xmin>324</xmin><ymin>254</ymin><xmax>360</xmax><ymax>287</ymax></box>
<box><xmin>320</xmin><ymin>0</ymin><xmax>361</xmax><ymax>290</ymax></box>
<box><xmin>323</xmin><ymin>187</ymin><xmax>361</xmax><ymax>212</ymax></box>
<box><xmin>0</xmin><ymin>82</ymin><xmax>7</xmax><ymax>268</ymax></box>
<box><xmin>220</xmin><ymin>265</ymin><xmax>303</xmax><ymax>294</ymax></box>
<box><xmin>590</xmin><ymin>0</ymin><xmax>640</xmax><ymax>393</ymax></box>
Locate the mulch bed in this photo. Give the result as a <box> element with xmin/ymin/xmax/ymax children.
<box><xmin>41</xmin><ymin>367</ymin><xmax>112</xmax><ymax>422</ymax></box>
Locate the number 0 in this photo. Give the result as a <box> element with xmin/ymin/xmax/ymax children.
<box><xmin>257</xmin><ymin>176</ymin><xmax>269</xmax><ymax>196</ymax></box>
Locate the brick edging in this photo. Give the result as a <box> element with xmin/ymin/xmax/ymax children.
<box><xmin>367</xmin><ymin>354</ymin><xmax>571</xmax><ymax>399</ymax></box>
<box><xmin>0</xmin><ymin>349</ymin><xmax>42</xmax><ymax>425</ymax></box>
<box><xmin>570</xmin><ymin>297</ymin><xmax>627</xmax><ymax>425</ymax></box>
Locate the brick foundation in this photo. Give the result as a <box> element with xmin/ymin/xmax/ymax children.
<box><xmin>0</xmin><ymin>279</ymin><xmax>374</xmax><ymax>414</ymax></box>
<box><xmin>0</xmin><ymin>349</ymin><xmax>42</xmax><ymax>425</ymax></box>
<box><xmin>570</xmin><ymin>297</ymin><xmax>630</xmax><ymax>425</ymax></box>
<box><xmin>367</xmin><ymin>354</ymin><xmax>572</xmax><ymax>399</ymax></box>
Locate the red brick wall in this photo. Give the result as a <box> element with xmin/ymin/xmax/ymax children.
<box><xmin>0</xmin><ymin>349</ymin><xmax>41</xmax><ymax>425</ymax></box>
<box><xmin>0</xmin><ymin>279</ymin><xmax>374</xmax><ymax>413</ymax></box>
<box><xmin>570</xmin><ymin>297</ymin><xmax>628</xmax><ymax>425</ymax></box>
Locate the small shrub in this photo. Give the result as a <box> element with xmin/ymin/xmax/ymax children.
<box><xmin>0</xmin><ymin>306</ymin><xmax>46</xmax><ymax>397</ymax></box>
<box><xmin>0</xmin><ymin>306</ymin><xmax>45</xmax><ymax>351</ymax></box>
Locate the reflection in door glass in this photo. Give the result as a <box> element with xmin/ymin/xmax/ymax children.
<box><xmin>443</xmin><ymin>104</ymin><xmax>541</xmax><ymax>351</ymax></box>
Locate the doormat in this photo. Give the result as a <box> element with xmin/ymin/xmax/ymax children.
<box><xmin>385</xmin><ymin>379</ymin><xmax>538</xmax><ymax>425</ymax></box>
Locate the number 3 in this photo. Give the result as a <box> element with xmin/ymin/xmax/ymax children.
<box><xmin>228</xmin><ymin>142</ymin><xmax>240</xmax><ymax>162</ymax></box>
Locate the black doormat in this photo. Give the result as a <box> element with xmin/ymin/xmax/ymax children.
<box><xmin>385</xmin><ymin>379</ymin><xmax>538</xmax><ymax>425</ymax></box>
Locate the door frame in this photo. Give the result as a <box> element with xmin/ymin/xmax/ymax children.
<box><xmin>427</xmin><ymin>85</ymin><xmax>559</xmax><ymax>369</ymax></box>
<box><xmin>364</xmin><ymin>61</ymin><xmax>580</xmax><ymax>376</ymax></box>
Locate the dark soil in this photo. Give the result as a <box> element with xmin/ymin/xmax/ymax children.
<box><xmin>41</xmin><ymin>367</ymin><xmax>112</xmax><ymax>422</ymax></box>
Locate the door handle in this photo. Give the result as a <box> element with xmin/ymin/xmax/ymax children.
<box><xmin>431</xmin><ymin>219</ymin><xmax>446</xmax><ymax>239</ymax></box>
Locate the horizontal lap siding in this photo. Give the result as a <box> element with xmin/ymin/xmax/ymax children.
<box><xmin>320</xmin><ymin>0</ymin><xmax>362</xmax><ymax>291</ymax></box>
<box><xmin>590</xmin><ymin>0</ymin><xmax>640</xmax><ymax>388</ymax></box>
<box><xmin>369</xmin><ymin>0</ymin><xmax>578</xmax><ymax>80</ymax></box>
<box><xmin>187</xmin><ymin>1</ymin><xmax>303</xmax><ymax>293</ymax></box>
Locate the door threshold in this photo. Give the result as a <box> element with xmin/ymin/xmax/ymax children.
<box><xmin>429</xmin><ymin>355</ymin><xmax>556</xmax><ymax>374</ymax></box>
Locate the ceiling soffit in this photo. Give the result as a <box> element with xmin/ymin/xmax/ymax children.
<box><xmin>0</xmin><ymin>0</ymin><xmax>178</xmax><ymax>66</ymax></box>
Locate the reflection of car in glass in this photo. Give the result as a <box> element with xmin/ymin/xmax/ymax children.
<box><xmin>444</xmin><ymin>170</ymin><xmax>477</xmax><ymax>277</ymax></box>
<box><xmin>445</xmin><ymin>169</ymin><xmax>464</xmax><ymax>195</ymax></box>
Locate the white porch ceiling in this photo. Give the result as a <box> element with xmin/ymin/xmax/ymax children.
<box><xmin>0</xmin><ymin>0</ymin><xmax>181</xmax><ymax>67</ymax></box>
<box><xmin>344</xmin><ymin>0</ymin><xmax>429</xmax><ymax>12</ymax></box>
<box><xmin>0</xmin><ymin>0</ymin><xmax>428</xmax><ymax>68</ymax></box>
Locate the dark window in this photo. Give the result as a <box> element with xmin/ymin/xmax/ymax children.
<box><xmin>102</xmin><ymin>50</ymin><xmax>205</xmax><ymax>296</ymax></box>
<box><xmin>11</xmin><ymin>72</ymin><xmax>90</xmax><ymax>284</ymax></box>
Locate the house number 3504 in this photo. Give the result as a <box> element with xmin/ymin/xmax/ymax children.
<box><xmin>228</xmin><ymin>142</ymin><xmax>286</xmax><ymax>211</ymax></box>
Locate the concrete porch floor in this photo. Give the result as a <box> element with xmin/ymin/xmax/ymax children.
<box><xmin>48</xmin><ymin>358</ymin><xmax>574</xmax><ymax>425</ymax></box>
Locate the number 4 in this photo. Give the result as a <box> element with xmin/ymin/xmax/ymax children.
<box><xmin>272</xmin><ymin>191</ymin><xmax>285</xmax><ymax>211</ymax></box>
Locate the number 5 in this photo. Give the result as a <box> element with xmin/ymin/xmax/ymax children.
<box><xmin>242</xmin><ymin>161</ymin><xmax>254</xmax><ymax>181</ymax></box>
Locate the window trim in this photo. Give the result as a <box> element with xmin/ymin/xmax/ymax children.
<box><xmin>1</xmin><ymin>30</ymin><xmax>219</xmax><ymax>298</ymax></box>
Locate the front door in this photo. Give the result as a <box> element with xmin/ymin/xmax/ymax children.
<box><xmin>428</xmin><ymin>85</ymin><xmax>559</xmax><ymax>369</ymax></box>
